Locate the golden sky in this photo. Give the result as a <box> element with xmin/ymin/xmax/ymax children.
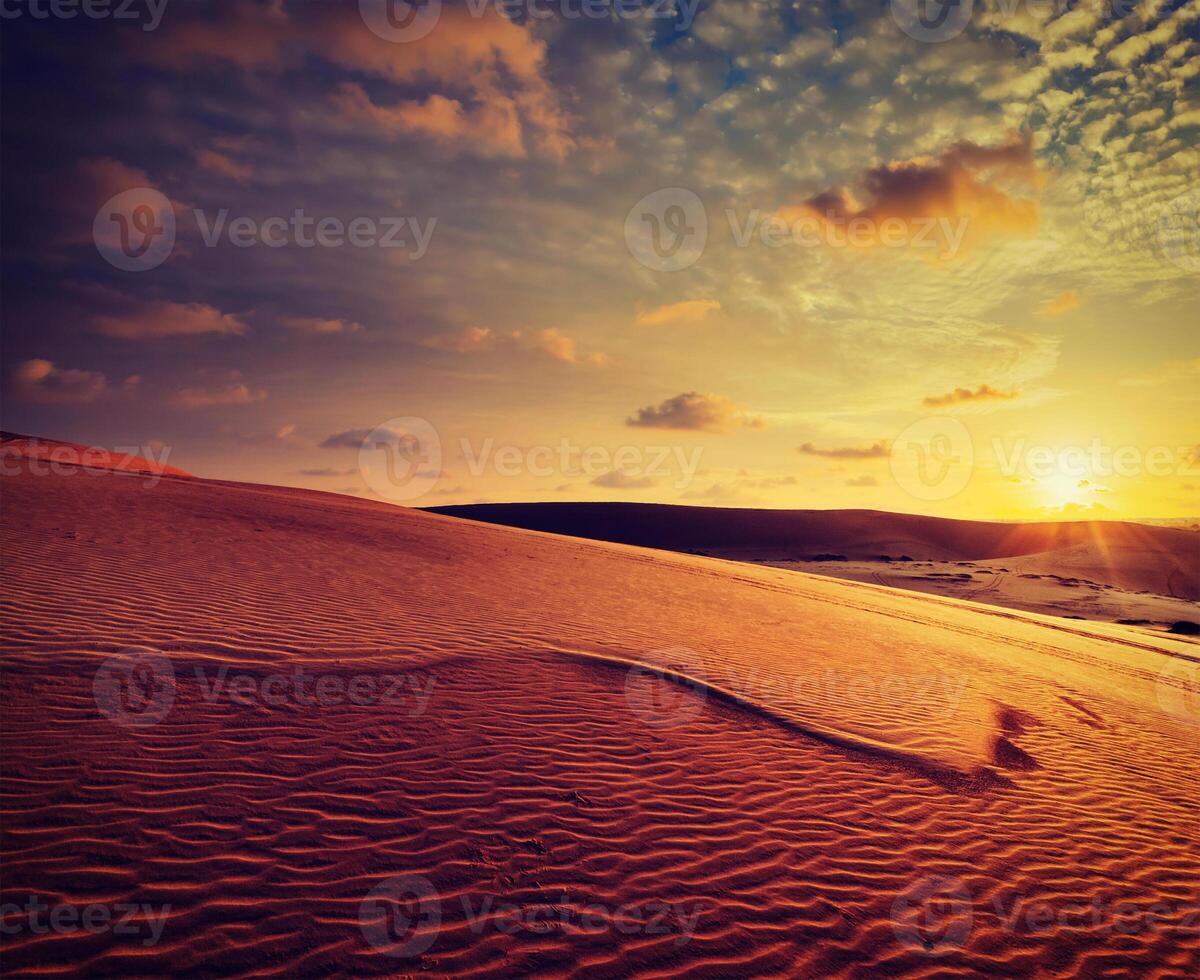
<box><xmin>3</xmin><ymin>0</ymin><xmax>1197</xmax><ymax>519</ymax></box>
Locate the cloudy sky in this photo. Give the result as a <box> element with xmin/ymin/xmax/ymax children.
<box><xmin>2</xmin><ymin>0</ymin><xmax>1197</xmax><ymax>518</ymax></box>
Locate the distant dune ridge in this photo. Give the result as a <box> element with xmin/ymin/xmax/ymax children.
<box><xmin>428</xmin><ymin>502</ymin><xmax>1200</xmax><ymax>602</ymax></box>
<box><xmin>1</xmin><ymin>431</ymin><xmax>190</xmax><ymax>479</ymax></box>
<box><xmin>2</xmin><ymin>460</ymin><xmax>1199</xmax><ymax>975</ymax></box>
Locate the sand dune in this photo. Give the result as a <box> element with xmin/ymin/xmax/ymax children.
<box><xmin>3</xmin><ymin>466</ymin><xmax>1199</xmax><ymax>976</ymax></box>
<box><xmin>430</xmin><ymin>502</ymin><xmax>1200</xmax><ymax>610</ymax></box>
<box><xmin>1</xmin><ymin>432</ymin><xmax>190</xmax><ymax>480</ymax></box>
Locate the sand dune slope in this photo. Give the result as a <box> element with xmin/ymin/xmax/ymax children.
<box><xmin>1</xmin><ymin>432</ymin><xmax>191</xmax><ymax>479</ymax></box>
<box><xmin>430</xmin><ymin>502</ymin><xmax>1200</xmax><ymax>602</ymax></box>
<box><xmin>2</xmin><ymin>468</ymin><xmax>1199</xmax><ymax>977</ymax></box>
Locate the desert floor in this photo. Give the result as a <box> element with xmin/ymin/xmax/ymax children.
<box><xmin>2</xmin><ymin>465</ymin><xmax>1199</xmax><ymax>977</ymax></box>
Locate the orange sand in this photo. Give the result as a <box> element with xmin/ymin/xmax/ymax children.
<box><xmin>2</xmin><ymin>464</ymin><xmax>1198</xmax><ymax>976</ymax></box>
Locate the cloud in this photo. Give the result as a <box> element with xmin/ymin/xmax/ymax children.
<box><xmin>421</xmin><ymin>326</ymin><xmax>600</xmax><ymax>365</ymax></box>
<box><xmin>172</xmin><ymin>383</ymin><xmax>266</xmax><ymax>409</ymax></box>
<box><xmin>279</xmin><ymin>316</ymin><xmax>363</xmax><ymax>335</ymax></box>
<box><xmin>41</xmin><ymin>158</ymin><xmax>184</xmax><ymax>259</ymax></box>
<box><xmin>530</xmin><ymin>328</ymin><xmax>577</xmax><ymax>364</ymax></box>
<box><xmin>922</xmin><ymin>384</ymin><xmax>1018</xmax><ymax>408</ymax></box>
<box><xmin>797</xmin><ymin>442</ymin><xmax>889</xmax><ymax>460</ymax></box>
<box><xmin>740</xmin><ymin>474</ymin><xmax>798</xmax><ymax>489</ymax></box>
<box><xmin>1038</xmin><ymin>290</ymin><xmax>1080</xmax><ymax>316</ymax></box>
<box><xmin>591</xmin><ymin>470</ymin><xmax>656</xmax><ymax>489</ymax></box>
<box><xmin>333</xmin><ymin>84</ymin><xmax>526</xmax><ymax>160</ymax></box>
<box><xmin>626</xmin><ymin>392</ymin><xmax>757</xmax><ymax>433</ymax></box>
<box><xmin>845</xmin><ymin>475</ymin><xmax>879</xmax><ymax>487</ymax></box>
<box><xmin>14</xmin><ymin>359</ymin><xmax>108</xmax><ymax>403</ymax></box>
<box><xmin>140</xmin><ymin>3</ymin><xmax>572</xmax><ymax>160</ymax></box>
<box><xmin>195</xmin><ymin>147</ymin><xmax>253</xmax><ymax>182</ymax></box>
<box><xmin>422</xmin><ymin>326</ymin><xmax>494</xmax><ymax>353</ymax></box>
<box><xmin>634</xmin><ymin>299</ymin><xmax>721</xmax><ymax>327</ymax></box>
<box><xmin>92</xmin><ymin>300</ymin><xmax>246</xmax><ymax>340</ymax></box>
<box><xmin>298</xmin><ymin>467</ymin><xmax>357</xmax><ymax>477</ymax></box>
<box><xmin>320</xmin><ymin>428</ymin><xmax>372</xmax><ymax>450</ymax></box>
<box><xmin>1119</xmin><ymin>358</ymin><xmax>1200</xmax><ymax>388</ymax></box>
<box><xmin>782</xmin><ymin>134</ymin><xmax>1040</xmax><ymax>257</ymax></box>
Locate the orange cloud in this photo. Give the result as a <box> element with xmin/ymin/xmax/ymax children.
<box><xmin>128</xmin><ymin>0</ymin><xmax>294</xmax><ymax>70</ymax></box>
<box><xmin>531</xmin><ymin>328</ymin><xmax>577</xmax><ymax>364</ymax></box>
<box><xmin>422</xmin><ymin>326</ymin><xmax>601</xmax><ymax>365</ymax></box>
<box><xmin>279</xmin><ymin>316</ymin><xmax>363</xmax><ymax>335</ymax></box>
<box><xmin>1038</xmin><ymin>289</ymin><xmax>1081</xmax><ymax>316</ymax></box>
<box><xmin>627</xmin><ymin>392</ymin><xmax>758</xmax><ymax>432</ymax></box>
<box><xmin>634</xmin><ymin>299</ymin><xmax>721</xmax><ymax>327</ymax></box>
<box><xmin>332</xmin><ymin>84</ymin><xmax>525</xmax><ymax>159</ymax></box>
<box><xmin>421</xmin><ymin>326</ymin><xmax>494</xmax><ymax>353</ymax></box>
<box><xmin>780</xmin><ymin>134</ymin><xmax>1039</xmax><ymax>258</ymax></box>
<box><xmin>50</xmin><ymin>159</ymin><xmax>183</xmax><ymax>254</ymax></box>
<box><xmin>92</xmin><ymin>301</ymin><xmax>246</xmax><ymax>340</ymax></box>
<box><xmin>195</xmin><ymin>147</ymin><xmax>253</xmax><ymax>182</ymax></box>
<box><xmin>139</xmin><ymin>3</ymin><xmax>572</xmax><ymax>160</ymax></box>
<box><xmin>172</xmin><ymin>383</ymin><xmax>266</xmax><ymax>409</ymax></box>
<box><xmin>922</xmin><ymin>384</ymin><xmax>1018</xmax><ymax>408</ymax></box>
<box><xmin>14</xmin><ymin>359</ymin><xmax>108</xmax><ymax>403</ymax></box>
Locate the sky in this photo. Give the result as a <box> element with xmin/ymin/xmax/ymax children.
<box><xmin>2</xmin><ymin>0</ymin><xmax>1197</xmax><ymax>520</ymax></box>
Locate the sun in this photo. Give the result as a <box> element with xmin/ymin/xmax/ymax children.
<box><xmin>1036</xmin><ymin>472</ymin><xmax>1090</xmax><ymax>510</ymax></box>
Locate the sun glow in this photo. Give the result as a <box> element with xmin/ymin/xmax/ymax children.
<box><xmin>1036</xmin><ymin>472</ymin><xmax>1091</xmax><ymax>510</ymax></box>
